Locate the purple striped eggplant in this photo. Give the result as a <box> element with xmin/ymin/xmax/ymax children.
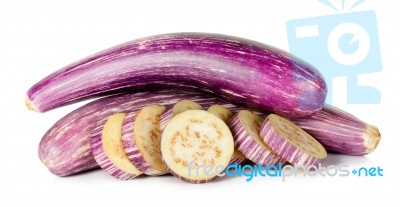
<box><xmin>229</xmin><ymin>110</ymin><xmax>283</xmax><ymax>166</ymax></box>
<box><xmin>90</xmin><ymin>113</ymin><xmax>142</xmax><ymax>180</ymax></box>
<box><xmin>260</xmin><ymin>114</ymin><xmax>327</xmax><ymax>167</ymax></box>
<box><xmin>39</xmin><ymin>91</ymin><xmax>228</xmax><ymax>176</ymax></box>
<box><xmin>161</xmin><ymin>110</ymin><xmax>234</xmax><ymax>183</ymax></box>
<box><xmin>291</xmin><ymin>105</ymin><xmax>381</xmax><ymax>155</ymax></box>
<box><xmin>121</xmin><ymin>105</ymin><xmax>168</xmax><ymax>176</ymax></box>
<box><xmin>26</xmin><ymin>33</ymin><xmax>327</xmax><ymax>117</ymax></box>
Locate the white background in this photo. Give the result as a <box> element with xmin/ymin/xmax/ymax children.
<box><xmin>0</xmin><ymin>0</ymin><xmax>399</xmax><ymax>206</ymax></box>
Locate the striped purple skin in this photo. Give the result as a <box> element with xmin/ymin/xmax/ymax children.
<box><xmin>90</xmin><ymin>121</ymin><xmax>141</xmax><ymax>180</ymax></box>
<box><xmin>229</xmin><ymin>114</ymin><xmax>283</xmax><ymax>166</ymax></box>
<box><xmin>38</xmin><ymin>91</ymin><xmax>228</xmax><ymax>176</ymax></box>
<box><xmin>121</xmin><ymin>112</ymin><xmax>166</xmax><ymax>176</ymax></box>
<box><xmin>291</xmin><ymin>104</ymin><xmax>381</xmax><ymax>155</ymax></box>
<box><xmin>159</xmin><ymin>108</ymin><xmax>173</xmax><ymax>132</ymax></box>
<box><xmin>260</xmin><ymin>117</ymin><xmax>325</xmax><ymax>167</ymax></box>
<box><xmin>27</xmin><ymin>33</ymin><xmax>326</xmax><ymax>117</ymax></box>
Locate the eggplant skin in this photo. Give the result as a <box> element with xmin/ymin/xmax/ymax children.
<box><xmin>38</xmin><ymin>91</ymin><xmax>228</xmax><ymax>176</ymax></box>
<box><xmin>27</xmin><ymin>33</ymin><xmax>327</xmax><ymax>118</ymax></box>
<box><xmin>291</xmin><ymin>105</ymin><xmax>381</xmax><ymax>155</ymax></box>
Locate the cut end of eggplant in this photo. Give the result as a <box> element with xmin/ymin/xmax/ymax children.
<box><xmin>261</xmin><ymin>114</ymin><xmax>327</xmax><ymax>166</ymax></box>
<box><xmin>132</xmin><ymin>105</ymin><xmax>168</xmax><ymax>174</ymax></box>
<box><xmin>102</xmin><ymin>114</ymin><xmax>141</xmax><ymax>174</ymax></box>
<box><xmin>238</xmin><ymin>111</ymin><xmax>270</xmax><ymax>149</ymax></box>
<box><xmin>363</xmin><ymin>125</ymin><xmax>381</xmax><ymax>154</ymax></box>
<box><xmin>25</xmin><ymin>95</ymin><xmax>39</xmax><ymax>112</ymax></box>
<box><xmin>230</xmin><ymin>110</ymin><xmax>282</xmax><ymax>166</ymax></box>
<box><xmin>161</xmin><ymin>110</ymin><xmax>234</xmax><ymax>183</ymax></box>
<box><xmin>91</xmin><ymin>113</ymin><xmax>142</xmax><ymax>180</ymax></box>
<box><xmin>172</xmin><ymin>99</ymin><xmax>203</xmax><ymax>115</ymax></box>
<box><xmin>207</xmin><ymin>104</ymin><xmax>234</xmax><ymax>123</ymax></box>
